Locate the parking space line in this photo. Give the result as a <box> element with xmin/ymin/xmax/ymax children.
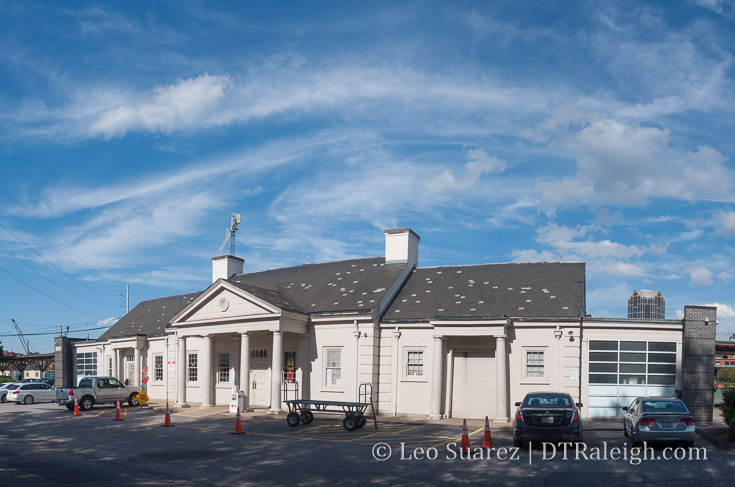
<box><xmin>174</xmin><ymin>408</ymin><xmax>229</xmax><ymax>418</ymax></box>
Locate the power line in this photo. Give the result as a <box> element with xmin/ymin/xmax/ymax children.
<box><xmin>0</xmin><ymin>217</ymin><xmax>121</xmax><ymax>298</ymax></box>
<box><xmin>0</xmin><ymin>241</ymin><xmax>122</xmax><ymax>308</ymax></box>
<box><xmin>0</xmin><ymin>324</ymin><xmax>115</xmax><ymax>337</ymax></box>
<box><xmin>0</xmin><ymin>264</ymin><xmax>107</xmax><ymax>318</ymax></box>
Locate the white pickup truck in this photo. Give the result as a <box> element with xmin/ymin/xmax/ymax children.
<box><xmin>56</xmin><ymin>376</ymin><xmax>142</xmax><ymax>411</ymax></box>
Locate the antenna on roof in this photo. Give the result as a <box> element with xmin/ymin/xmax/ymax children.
<box><xmin>218</xmin><ymin>213</ymin><xmax>241</xmax><ymax>256</ymax></box>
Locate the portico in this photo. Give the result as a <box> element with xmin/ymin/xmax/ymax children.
<box><xmin>104</xmin><ymin>335</ymin><xmax>147</xmax><ymax>388</ymax></box>
<box><xmin>169</xmin><ymin>279</ymin><xmax>308</xmax><ymax>411</ymax></box>
<box><xmin>428</xmin><ymin>319</ymin><xmax>509</xmax><ymax>422</ymax></box>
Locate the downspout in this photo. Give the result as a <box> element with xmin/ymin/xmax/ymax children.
<box><xmin>393</xmin><ymin>328</ymin><xmax>401</xmax><ymax>416</ymax></box>
<box><xmin>353</xmin><ymin>320</ymin><xmax>361</xmax><ymax>401</ymax></box>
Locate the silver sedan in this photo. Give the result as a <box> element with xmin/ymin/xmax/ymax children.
<box><xmin>622</xmin><ymin>397</ymin><xmax>695</xmax><ymax>447</ymax></box>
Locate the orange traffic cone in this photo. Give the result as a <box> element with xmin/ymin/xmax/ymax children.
<box><xmin>482</xmin><ymin>416</ymin><xmax>493</xmax><ymax>448</ymax></box>
<box><xmin>113</xmin><ymin>399</ymin><xmax>123</xmax><ymax>421</ymax></box>
<box><xmin>73</xmin><ymin>396</ymin><xmax>80</xmax><ymax>416</ymax></box>
<box><xmin>162</xmin><ymin>401</ymin><xmax>173</xmax><ymax>427</ymax></box>
<box><xmin>460</xmin><ymin>419</ymin><xmax>471</xmax><ymax>453</ymax></box>
<box><xmin>232</xmin><ymin>407</ymin><xmax>245</xmax><ymax>435</ymax></box>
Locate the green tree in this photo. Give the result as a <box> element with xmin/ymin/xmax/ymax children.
<box><xmin>718</xmin><ymin>367</ymin><xmax>735</xmax><ymax>383</ymax></box>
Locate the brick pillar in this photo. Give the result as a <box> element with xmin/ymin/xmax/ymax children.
<box><xmin>682</xmin><ymin>306</ymin><xmax>717</xmax><ymax>422</ymax></box>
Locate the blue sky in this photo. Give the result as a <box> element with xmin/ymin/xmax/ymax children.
<box><xmin>2</xmin><ymin>0</ymin><xmax>735</xmax><ymax>353</ymax></box>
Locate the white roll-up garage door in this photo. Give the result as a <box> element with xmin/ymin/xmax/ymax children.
<box><xmin>451</xmin><ymin>349</ymin><xmax>495</xmax><ymax>419</ymax></box>
<box><xmin>587</xmin><ymin>340</ymin><xmax>677</xmax><ymax>418</ymax></box>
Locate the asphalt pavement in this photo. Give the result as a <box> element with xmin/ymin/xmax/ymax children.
<box><xmin>0</xmin><ymin>401</ymin><xmax>732</xmax><ymax>486</ymax></box>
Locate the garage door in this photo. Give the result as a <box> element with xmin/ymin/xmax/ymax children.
<box><xmin>587</xmin><ymin>340</ymin><xmax>677</xmax><ymax>417</ymax></box>
<box><xmin>451</xmin><ymin>349</ymin><xmax>495</xmax><ymax>419</ymax></box>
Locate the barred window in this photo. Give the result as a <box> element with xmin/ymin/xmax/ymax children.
<box><xmin>526</xmin><ymin>351</ymin><xmax>544</xmax><ymax>378</ymax></box>
<box><xmin>218</xmin><ymin>353</ymin><xmax>230</xmax><ymax>383</ymax></box>
<box><xmin>406</xmin><ymin>351</ymin><xmax>424</xmax><ymax>376</ymax></box>
<box><xmin>187</xmin><ymin>353</ymin><xmax>198</xmax><ymax>382</ymax></box>
<box><xmin>154</xmin><ymin>355</ymin><xmax>163</xmax><ymax>381</ymax></box>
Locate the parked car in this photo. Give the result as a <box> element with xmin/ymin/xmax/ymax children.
<box><xmin>38</xmin><ymin>377</ymin><xmax>55</xmax><ymax>387</ymax></box>
<box><xmin>9</xmin><ymin>382</ymin><xmax>56</xmax><ymax>404</ymax></box>
<box><xmin>512</xmin><ymin>392</ymin><xmax>584</xmax><ymax>447</ymax></box>
<box><xmin>0</xmin><ymin>382</ymin><xmax>21</xmax><ymax>402</ymax></box>
<box><xmin>622</xmin><ymin>397</ymin><xmax>695</xmax><ymax>447</ymax></box>
<box><xmin>56</xmin><ymin>377</ymin><xmax>141</xmax><ymax>411</ymax></box>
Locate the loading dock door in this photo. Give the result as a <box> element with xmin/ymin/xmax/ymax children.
<box><xmin>451</xmin><ymin>349</ymin><xmax>495</xmax><ymax>419</ymax></box>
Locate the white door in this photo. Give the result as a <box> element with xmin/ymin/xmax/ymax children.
<box><xmin>126</xmin><ymin>362</ymin><xmax>135</xmax><ymax>386</ymax></box>
<box><xmin>249</xmin><ymin>369</ymin><xmax>271</xmax><ymax>407</ymax></box>
<box><xmin>451</xmin><ymin>349</ymin><xmax>495</xmax><ymax>419</ymax></box>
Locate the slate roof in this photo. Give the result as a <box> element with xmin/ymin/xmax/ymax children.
<box><xmin>99</xmin><ymin>292</ymin><xmax>201</xmax><ymax>339</ymax></box>
<box><xmin>232</xmin><ymin>257</ymin><xmax>406</xmax><ymax>314</ymax></box>
<box><xmin>384</xmin><ymin>262</ymin><xmax>586</xmax><ymax>321</ymax></box>
<box><xmin>228</xmin><ymin>281</ymin><xmax>306</xmax><ymax>314</ymax></box>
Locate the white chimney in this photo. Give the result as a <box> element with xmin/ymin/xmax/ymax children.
<box><xmin>211</xmin><ymin>255</ymin><xmax>244</xmax><ymax>283</ymax></box>
<box><xmin>384</xmin><ymin>228</ymin><xmax>420</xmax><ymax>267</ymax></box>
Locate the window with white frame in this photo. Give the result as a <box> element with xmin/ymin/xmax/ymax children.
<box><xmin>525</xmin><ymin>350</ymin><xmax>545</xmax><ymax>378</ymax></box>
<box><xmin>325</xmin><ymin>348</ymin><xmax>341</xmax><ymax>386</ymax></box>
<box><xmin>218</xmin><ymin>353</ymin><xmax>230</xmax><ymax>383</ymax></box>
<box><xmin>406</xmin><ymin>350</ymin><xmax>424</xmax><ymax>376</ymax></box>
<box><xmin>76</xmin><ymin>352</ymin><xmax>97</xmax><ymax>377</ymax></box>
<box><xmin>154</xmin><ymin>355</ymin><xmax>163</xmax><ymax>381</ymax></box>
<box><xmin>187</xmin><ymin>353</ymin><xmax>198</xmax><ymax>382</ymax></box>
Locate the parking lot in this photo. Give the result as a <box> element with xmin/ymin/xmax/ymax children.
<box><xmin>1</xmin><ymin>401</ymin><xmax>733</xmax><ymax>486</ymax></box>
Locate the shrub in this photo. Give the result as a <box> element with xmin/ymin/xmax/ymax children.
<box><xmin>722</xmin><ymin>387</ymin><xmax>735</xmax><ymax>441</ymax></box>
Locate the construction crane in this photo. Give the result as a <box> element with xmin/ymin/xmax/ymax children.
<box><xmin>218</xmin><ymin>213</ymin><xmax>241</xmax><ymax>256</ymax></box>
<box><xmin>10</xmin><ymin>318</ymin><xmax>30</xmax><ymax>355</ymax></box>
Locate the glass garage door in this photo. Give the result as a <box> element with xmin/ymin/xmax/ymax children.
<box><xmin>587</xmin><ymin>340</ymin><xmax>677</xmax><ymax>417</ymax></box>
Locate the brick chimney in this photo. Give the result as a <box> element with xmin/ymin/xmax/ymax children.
<box><xmin>384</xmin><ymin>228</ymin><xmax>419</xmax><ymax>267</ymax></box>
<box><xmin>211</xmin><ymin>255</ymin><xmax>244</xmax><ymax>282</ymax></box>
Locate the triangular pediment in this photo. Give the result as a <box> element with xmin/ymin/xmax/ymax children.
<box><xmin>170</xmin><ymin>280</ymin><xmax>282</xmax><ymax>325</ymax></box>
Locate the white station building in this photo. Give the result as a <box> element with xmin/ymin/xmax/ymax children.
<box><xmin>55</xmin><ymin>228</ymin><xmax>716</xmax><ymax>421</ymax></box>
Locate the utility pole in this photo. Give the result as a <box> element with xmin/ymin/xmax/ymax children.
<box><xmin>126</xmin><ymin>285</ymin><xmax>130</xmax><ymax>314</ymax></box>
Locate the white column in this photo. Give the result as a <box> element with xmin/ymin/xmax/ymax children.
<box><xmin>176</xmin><ymin>336</ymin><xmax>188</xmax><ymax>407</ymax></box>
<box><xmin>298</xmin><ymin>333</ymin><xmax>309</xmax><ymax>400</ymax></box>
<box><xmin>495</xmin><ymin>335</ymin><xmax>508</xmax><ymax>422</ymax></box>
<box><xmin>201</xmin><ymin>335</ymin><xmax>214</xmax><ymax>407</ymax></box>
<box><xmin>429</xmin><ymin>336</ymin><xmax>444</xmax><ymax>418</ymax></box>
<box><xmin>269</xmin><ymin>331</ymin><xmax>283</xmax><ymax>414</ymax></box>
<box><xmin>163</xmin><ymin>337</ymin><xmax>169</xmax><ymax>403</ymax></box>
<box><xmin>133</xmin><ymin>347</ymin><xmax>140</xmax><ymax>387</ymax></box>
<box><xmin>240</xmin><ymin>332</ymin><xmax>250</xmax><ymax>409</ymax></box>
<box><xmin>115</xmin><ymin>349</ymin><xmax>122</xmax><ymax>381</ymax></box>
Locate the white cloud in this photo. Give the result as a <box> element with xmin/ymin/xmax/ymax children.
<box><xmin>694</xmin><ymin>0</ymin><xmax>734</xmax><ymax>14</ymax></box>
<box><xmin>715</xmin><ymin>210</ymin><xmax>735</xmax><ymax>236</ymax></box>
<box><xmin>531</xmin><ymin>114</ymin><xmax>734</xmax><ymax>207</ymax></box>
<box><xmin>534</xmin><ymin>223</ymin><xmax>645</xmax><ymax>259</ymax></box>
<box><xmin>599</xmin><ymin>261</ymin><xmax>649</xmax><ymax>277</ymax></box>
<box><xmin>511</xmin><ymin>249</ymin><xmax>559</xmax><ymax>263</ymax></box>
<box><xmin>703</xmin><ymin>302</ymin><xmax>735</xmax><ymax>319</ymax></box>
<box><xmin>687</xmin><ymin>265</ymin><xmax>714</xmax><ymax>286</ymax></box>
<box><xmin>424</xmin><ymin>149</ymin><xmax>507</xmax><ymax>192</ymax></box>
<box><xmin>88</xmin><ymin>74</ymin><xmax>231</xmax><ymax>137</ymax></box>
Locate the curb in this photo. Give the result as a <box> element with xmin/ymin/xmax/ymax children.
<box><xmin>697</xmin><ymin>429</ymin><xmax>733</xmax><ymax>450</ymax></box>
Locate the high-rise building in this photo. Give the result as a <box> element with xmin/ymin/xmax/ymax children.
<box><xmin>628</xmin><ymin>289</ymin><xmax>665</xmax><ymax>319</ymax></box>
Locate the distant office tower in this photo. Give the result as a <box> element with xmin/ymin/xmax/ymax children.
<box><xmin>628</xmin><ymin>289</ymin><xmax>665</xmax><ymax>319</ymax></box>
